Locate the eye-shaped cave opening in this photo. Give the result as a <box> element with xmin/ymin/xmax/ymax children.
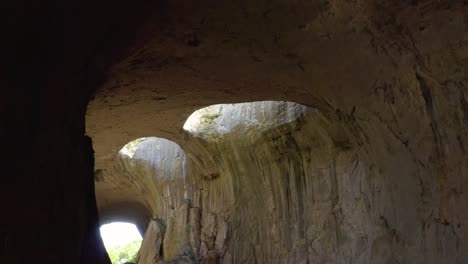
<box><xmin>183</xmin><ymin>101</ymin><xmax>311</xmax><ymax>141</ymax></box>
<box><xmin>100</xmin><ymin>222</ymin><xmax>143</xmax><ymax>264</ymax></box>
<box><xmin>118</xmin><ymin>137</ymin><xmax>187</xmax><ymax>182</ymax></box>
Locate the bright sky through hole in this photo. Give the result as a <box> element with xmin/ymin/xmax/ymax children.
<box><xmin>100</xmin><ymin>222</ymin><xmax>142</xmax><ymax>248</ymax></box>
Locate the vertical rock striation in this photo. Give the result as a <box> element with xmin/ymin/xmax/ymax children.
<box><xmin>82</xmin><ymin>0</ymin><xmax>466</xmax><ymax>263</ymax></box>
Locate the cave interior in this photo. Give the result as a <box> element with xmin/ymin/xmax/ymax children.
<box><xmin>2</xmin><ymin>0</ymin><xmax>467</xmax><ymax>263</ymax></box>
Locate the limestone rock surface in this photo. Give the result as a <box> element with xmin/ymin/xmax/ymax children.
<box><xmin>83</xmin><ymin>1</ymin><xmax>467</xmax><ymax>263</ymax></box>
<box><xmin>138</xmin><ymin>219</ymin><xmax>165</xmax><ymax>264</ymax></box>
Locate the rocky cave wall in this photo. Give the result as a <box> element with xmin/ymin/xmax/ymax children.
<box><xmin>86</xmin><ymin>1</ymin><xmax>466</xmax><ymax>263</ymax></box>
<box><xmin>93</xmin><ymin>96</ymin><xmax>466</xmax><ymax>264</ymax></box>
<box><xmin>2</xmin><ymin>0</ymin><xmax>465</xmax><ymax>264</ymax></box>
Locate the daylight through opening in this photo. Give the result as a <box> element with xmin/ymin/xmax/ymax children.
<box><xmin>183</xmin><ymin>101</ymin><xmax>310</xmax><ymax>140</ymax></box>
<box><xmin>100</xmin><ymin>222</ymin><xmax>143</xmax><ymax>264</ymax></box>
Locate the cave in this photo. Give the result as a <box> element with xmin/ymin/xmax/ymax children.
<box><xmin>3</xmin><ymin>0</ymin><xmax>466</xmax><ymax>264</ymax></box>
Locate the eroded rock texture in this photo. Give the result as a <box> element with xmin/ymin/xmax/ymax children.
<box><xmin>138</xmin><ymin>219</ymin><xmax>165</xmax><ymax>264</ymax></box>
<box><xmin>5</xmin><ymin>0</ymin><xmax>464</xmax><ymax>264</ymax></box>
<box><xmin>92</xmin><ymin>98</ymin><xmax>467</xmax><ymax>264</ymax></box>
<box><xmin>85</xmin><ymin>1</ymin><xmax>466</xmax><ymax>263</ymax></box>
<box><xmin>89</xmin><ymin>2</ymin><xmax>465</xmax><ymax>264</ymax></box>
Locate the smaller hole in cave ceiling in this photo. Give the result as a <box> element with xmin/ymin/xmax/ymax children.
<box><xmin>119</xmin><ymin>137</ymin><xmax>187</xmax><ymax>181</ymax></box>
<box><xmin>100</xmin><ymin>222</ymin><xmax>142</xmax><ymax>264</ymax></box>
<box><xmin>183</xmin><ymin>101</ymin><xmax>310</xmax><ymax>140</ymax></box>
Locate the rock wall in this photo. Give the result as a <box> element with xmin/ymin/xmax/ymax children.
<box><xmin>114</xmin><ymin>97</ymin><xmax>466</xmax><ymax>263</ymax></box>
<box><xmin>86</xmin><ymin>0</ymin><xmax>466</xmax><ymax>263</ymax></box>
<box><xmin>3</xmin><ymin>0</ymin><xmax>464</xmax><ymax>263</ymax></box>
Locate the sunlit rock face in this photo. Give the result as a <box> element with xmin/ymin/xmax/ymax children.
<box><xmin>95</xmin><ymin>137</ymin><xmax>188</xmax><ymax>232</ymax></box>
<box><xmin>137</xmin><ymin>219</ymin><xmax>164</xmax><ymax>264</ymax></box>
<box><xmin>119</xmin><ymin>137</ymin><xmax>186</xmax><ymax>182</ymax></box>
<box><xmin>183</xmin><ymin>101</ymin><xmax>308</xmax><ymax>140</ymax></box>
<box><xmin>182</xmin><ymin>102</ymin><xmax>348</xmax><ymax>263</ymax></box>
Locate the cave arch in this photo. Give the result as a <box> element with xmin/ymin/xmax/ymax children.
<box><xmin>182</xmin><ymin>101</ymin><xmax>312</xmax><ymax>140</ymax></box>
<box><xmin>6</xmin><ymin>0</ymin><xmax>466</xmax><ymax>263</ymax></box>
<box><xmin>118</xmin><ymin>137</ymin><xmax>187</xmax><ymax>182</ymax></box>
<box><xmin>92</xmin><ymin>136</ymin><xmax>195</xmax><ymax>262</ymax></box>
<box><xmin>94</xmin><ymin>137</ymin><xmax>189</xmax><ymax>236</ymax></box>
<box><xmin>80</xmin><ymin>3</ymin><xmax>467</xmax><ymax>262</ymax></box>
<box><xmin>99</xmin><ymin>202</ymin><xmax>152</xmax><ymax>236</ymax></box>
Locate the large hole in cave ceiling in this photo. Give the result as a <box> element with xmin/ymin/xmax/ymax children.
<box><xmin>183</xmin><ymin>101</ymin><xmax>311</xmax><ymax>141</ymax></box>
